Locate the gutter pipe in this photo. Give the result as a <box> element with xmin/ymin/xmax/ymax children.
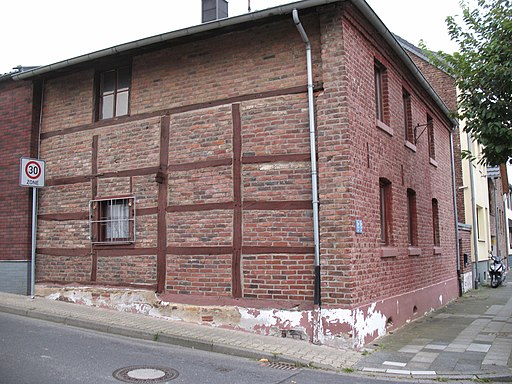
<box><xmin>492</xmin><ymin>178</ymin><xmax>500</xmax><ymax>259</ymax></box>
<box><xmin>292</xmin><ymin>9</ymin><xmax>321</xmax><ymax>306</ymax></box>
<box><xmin>467</xmin><ymin>133</ymin><xmax>480</xmax><ymax>288</ymax></box>
<box><xmin>450</xmin><ymin>129</ymin><xmax>462</xmax><ymax>296</ymax></box>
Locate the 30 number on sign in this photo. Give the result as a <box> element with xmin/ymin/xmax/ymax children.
<box><xmin>25</xmin><ymin>161</ymin><xmax>41</xmax><ymax>179</ymax></box>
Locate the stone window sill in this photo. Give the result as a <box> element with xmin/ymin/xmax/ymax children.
<box><xmin>433</xmin><ymin>246</ymin><xmax>442</xmax><ymax>255</ymax></box>
<box><xmin>376</xmin><ymin>119</ymin><xmax>393</xmax><ymax>136</ymax></box>
<box><xmin>408</xmin><ymin>247</ymin><xmax>421</xmax><ymax>256</ymax></box>
<box><xmin>405</xmin><ymin>140</ymin><xmax>417</xmax><ymax>152</ymax></box>
<box><xmin>380</xmin><ymin>246</ymin><xmax>398</xmax><ymax>258</ymax></box>
<box><xmin>430</xmin><ymin>158</ymin><xmax>438</xmax><ymax>168</ymax></box>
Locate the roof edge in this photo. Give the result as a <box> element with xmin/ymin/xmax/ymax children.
<box><xmin>11</xmin><ymin>0</ymin><xmax>340</xmax><ymax>81</ymax></box>
<box><xmin>11</xmin><ymin>0</ymin><xmax>456</xmax><ymax>128</ymax></box>
<box><xmin>351</xmin><ymin>0</ymin><xmax>456</xmax><ymax>128</ymax></box>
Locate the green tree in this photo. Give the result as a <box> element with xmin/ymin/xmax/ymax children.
<box><xmin>425</xmin><ymin>0</ymin><xmax>512</xmax><ymax>165</ymax></box>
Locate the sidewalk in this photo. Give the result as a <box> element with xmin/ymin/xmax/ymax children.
<box><xmin>1</xmin><ymin>283</ymin><xmax>511</xmax><ymax>381</ymax></box>
<box><xmin>356</xmin><ymin>281</ymin><xmax>512</xmax><ymax>381</ymax></box>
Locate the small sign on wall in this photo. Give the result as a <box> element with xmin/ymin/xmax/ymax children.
<box><xmin>355</xmin><ymin>219</ymin><xmax>363</xmax><ymax>234</ymax></box>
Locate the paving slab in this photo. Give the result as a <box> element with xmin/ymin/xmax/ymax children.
<box><xmin>356</xmin><ymin>282</ymin><xmax>512</xmax><ymax>381</ymax></box>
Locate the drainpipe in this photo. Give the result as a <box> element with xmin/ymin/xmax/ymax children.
<box><xmin>450</xmin><ymin>130</ymin><xmax>462</xmax><ymax>296</ymax></box>
<box><xmin>493</xmin><ymin>179</ymin><xmax>500</xmax><ymax>259</ymax></box>
<box><xmin>503</xmin><ymin>194</ymin><xmax>509</xmax><ymax>270</ymax></box>
<box><xmin>467</xmin><ymin>133</ymin><xmax>479</xmax><ymax>288</ymax></box>
<box><xmin>292</xmin><ymin>9</ymin><xmax>321</xmax><ymax>307</ymax></box>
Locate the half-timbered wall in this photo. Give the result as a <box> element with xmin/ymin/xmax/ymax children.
<box><xmin>36</xmin><ymin>14</ymin><xmax>320</xmax><ymax>304</ymax></box>
<box><xmin>34</xmin><ymin>3</ymin><xmax>459</xmax><ymax>345</ymax></box>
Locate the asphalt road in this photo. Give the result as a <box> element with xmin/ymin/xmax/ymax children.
<box><xmin>0</xmin><ymin>312</ymin><xmax>415</xmax><ymax>384</ymax></box>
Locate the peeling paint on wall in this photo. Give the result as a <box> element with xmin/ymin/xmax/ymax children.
<box><xmin>36</xmin><ymin>277</ymin><xmax>459</xmax><ymax>350</ymax></box>
<box><xmin>461</xmin><ymin>271</ymin><xmax>473</xmax><ymax>293</ymax></box>
<box><xmin>352</xmin><ymin>303</ymin><xmax>387</xmax><ymax>348</ymax></box>
<box><xmin>238</xmin><ymin>307</ymin><xmax>311</xmax><ymax>339</ymax></box>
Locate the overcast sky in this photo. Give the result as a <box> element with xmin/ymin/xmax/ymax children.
<box><xmin>0</xmin><ymin>0</ymin><xmax>461</xmax><ymax>75</ymax></box>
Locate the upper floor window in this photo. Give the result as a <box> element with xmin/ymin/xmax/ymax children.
<box><xmin>427</xmin><ymin>114</ymin><xmax>435</xmax><ymax>160</ymax></box>
<box><xmin>374</xmin><ymin>61</ymin><xmax>388</xmax><ymax>124</ymax></box>
<box><xmin>403</xmin><ymin>88</ymin><xmax>413</xmax><ymax>143</ymax></box>
<box><xmin>380</xmin><ymin>178</ymin><xmax>392</xmax><ymax>245</ymax></box>
<box><xmin>98</xmin><ymin>66</ymin><xmax>130</xmax><ymax>120</ymax></box>
<box><xmin>432</xmin><ymin>198</ymin><xmax>440</xmax><ymax>246</ymax></box>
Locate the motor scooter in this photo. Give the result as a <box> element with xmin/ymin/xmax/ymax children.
<box><xmin>489</xmin><ymin>252</ymin><xmax>505</xmax><ymax>288</ymax></box>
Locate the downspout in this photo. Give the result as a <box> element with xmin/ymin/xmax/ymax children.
<box><xmin>467</xmin><ymin>133</ymin><xmax>479</xmax><ymax>288</ymax></box>
<box><xmin>450</xmin><ymin>129</ymin><xmax>462</xmax><ymax>296</ymax></box>
<box><xmin>493</xmin><ymin>179</ymin><xmax>500</xmax><ymax>259</ymax></box>
<box><xmin>503</xmin><ymin>193</ymin><xmax>509</xmax><ymax>270</ymax></box>
<box><xmin>292</xmin><ymin>9</ymin><xmax>321</xmax><ymax>308</ymax></box>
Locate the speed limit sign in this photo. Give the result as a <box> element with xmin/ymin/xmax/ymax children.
<box><xmin>20</xmin><ymin>157</ymin><xmax>46</xmax><ymax>187</ymax></box>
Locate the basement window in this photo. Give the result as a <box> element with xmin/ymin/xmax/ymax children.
<box><xmin>90</xmin><ymin>197</ymin><xmax>135</xmax><ymax>244</ymax></box>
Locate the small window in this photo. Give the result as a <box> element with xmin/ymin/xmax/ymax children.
<box><xmin>407</xmin><ymin>189</ymin><xmax>418</xmax><ymax>246</ymax></box>
<box><xmin>403</xmin><ymin>88</ymin><xmax>413</xmax><ymax>143</ymax></box>
<box><xmin>374</xmin><ymin>61</ymin><xmax>388</xmax><ymax>124</ymax></box>
<box><xmin>476</xmin><ymin>206</ymin><xmax>486</xmax><ymax>241</ymax></box>
<box><xmin>432</xmin><ymin>198</ymin><xmax>440</xmax><ymax>246</ymax></box>
<box><xmin>427</xmin><ymin>114</ymin><xmax>435</xmax><ymax>160</ymax></box>
<box><xmin>90</xmin><ymin>197</ymin><xmax>135</xmax><ymax>244</ymax></box>
<box><xmin>98</xmin><ymin>66</ymin><xmax>130</xmax><ymax>120</ymax></box>
<box><xmin>380</xmin><ymin>178</ymin><xmax>392</xmax><ymax>245</ymax></box>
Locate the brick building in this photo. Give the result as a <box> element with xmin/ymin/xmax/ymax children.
<box><xmin>0</xmin><ymin>71</ymin><xmax>41</xmax><ymax>294</ymax></box>
<box><xmin>397</xmin><ymin>36</ymin><xmax>510</xmax><ymax>290</ymax></box>
<box><xmin>396</xmin><ymin>36</ymin><xmax>474</xmax><ymax>292</ymax></box>
<box><xmin>11</xmin><ymin>0</ymin><xmax>459</xmax><ymax>347</ymax></box>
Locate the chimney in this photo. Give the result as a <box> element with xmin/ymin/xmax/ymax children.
<box><xmin>202</xmin><ymin>0</ymin><xmax>228</xmax><ymax>23</ymax></box>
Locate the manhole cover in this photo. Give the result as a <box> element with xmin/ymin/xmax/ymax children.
<box><xmin>113</xmin><ymin>365</ymin><xmax>179</xmax><ymax>383</ymax></box>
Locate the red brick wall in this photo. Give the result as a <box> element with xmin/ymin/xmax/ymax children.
<box><xmin>0</xmin><ymin>79</ymin><xmax>37</xmax><ymax>261</ymax></box>
<box><xmin>34</xmin><ymin>5</ymin><xmax>457</xmax><ymax>310</ymax></box>
<box><xmin>315</xmin><ymin>4</ymin><xmax>457</xmax><ymax>307</ymax></box>
<box><xmin>404</xmin><ymin>51</ymin><xmax>466</xmax><ymax>226</ymax></box>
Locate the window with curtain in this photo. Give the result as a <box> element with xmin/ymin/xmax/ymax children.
<box><xmin>90</xmin><ymin>197</ymin><xmax>135</xmax><ymax>244</ymax></box>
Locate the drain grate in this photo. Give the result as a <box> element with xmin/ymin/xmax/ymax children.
<box><xmin>262</xmin><ymin>362</ymin><xmax>299</xmax><ymax>371</ymax></box>
<box><xmin>113</xmin><ymin>365</ymin><xmax>179</xmax><ymax>383</ymax></box>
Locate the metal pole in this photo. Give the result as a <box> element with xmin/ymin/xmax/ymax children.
<box><xmin>30</xmin><ymin>187</ymin><xmax>37</xmax><ymax>298</ymax></box>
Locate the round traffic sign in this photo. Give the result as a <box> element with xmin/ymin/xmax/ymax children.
<box><xmin>25</xmin><ymin>161</ymin><xmax>41</xmax><ymax>180</ymax></box>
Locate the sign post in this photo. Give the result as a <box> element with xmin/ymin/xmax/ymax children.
<box><xmin>20</xmin><ymin>158</ymin><xmax>45</xmax><ymax>298</ymax></box>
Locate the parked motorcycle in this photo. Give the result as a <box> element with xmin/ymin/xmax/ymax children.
<box><xmin>489</xmin><ymin>253</ymin><xmax>505</xmax><ymax>288</ymax></box>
